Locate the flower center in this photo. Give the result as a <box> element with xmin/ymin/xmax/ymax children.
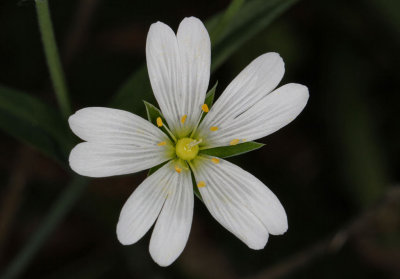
<box><xmin>175</xmin><ymin>138</ymin><xmax>200</xmax><ymax>161</ymax></box>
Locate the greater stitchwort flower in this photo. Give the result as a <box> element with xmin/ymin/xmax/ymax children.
<box><xmin>68</xmin><ymin>17</ymin><xmax>309</xmax><ymax>266</ymax></box>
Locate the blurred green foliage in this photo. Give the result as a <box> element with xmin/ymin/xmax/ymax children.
<box><xmin>0</xmin><ymin>0</ymin><xmax>399</xmax><ymax>278</ymax></box>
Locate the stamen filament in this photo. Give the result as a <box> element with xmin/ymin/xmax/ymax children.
<box><xmin>163</xmin><ymin>125</ymin><xmax>177</xmax><ymax>142</ymax></box>
<box><xmin>190</xmin><ymin>103</ymin><xmax>210</xmax><ymax>138</ymax></box>
<box><xmin>155</xmin><ymin>116</ymin><xmax>176</xmax><ymax>142</ymax></box>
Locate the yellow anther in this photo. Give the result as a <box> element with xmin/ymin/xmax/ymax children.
<box><xmin>157</xmin><ymin>141</ymin><xmax>166</xmax><ymax>146</ymax></box>
<box><xmin>201</xmin><ymin>104</ymin><xmax>209</xmax><ymax>113</ymax></box>
<box><xmin>156</xmin><ymin>117</ymin><xmax>163</xmax><ymax>127</ymax></box>
<box><xmin>197</xmin><ymin>181</ymin><xmax>206</xmax><ymax>188</ymax></box>
<box><xmin>211</xmin><ymin>158</ymin><xmax>220</xmax><ymax>164</ymax></box>
<box><xmin>174</xmin><ymin>165</ymin><xmax>182</xmax><ymax>173</ymax></box>
<box><xmin>230</xmin><ymin>139</ymin><xmax>240</xmax><ymax>146</ymax></box>
<box><xmin>210</xmin><ymin>126</ymin><xmax>218</xmax><ymax>131</ymax></box>
<box><xmin>181</xmin><ymin>115</ymin><xmax>187</xmax><ymax>124</ymax></box>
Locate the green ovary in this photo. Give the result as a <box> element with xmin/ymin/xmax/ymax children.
<box><xmin>175</xmin><ymin>138</ymin><xmax>199</xmax><ymax>161</ymax></box>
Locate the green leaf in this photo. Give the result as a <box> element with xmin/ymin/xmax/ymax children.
<box><xmin>0</xmin><ymin>85</ymin><xmax>74</xmax><ymax>164</ymax></box>
<box><xmin>199</xmin><ymin>141</ymin><xmax>264</xmax><ymax>158</ymax></box>
<box><xmin>210</xmin><ymin>0</ymin><xmax>298</xmax><ymax>71</ymax></box>
<box><xmin>110</xmin><ymin>0</ymin><xmax>297</xmax><ymax>112</ymax></box>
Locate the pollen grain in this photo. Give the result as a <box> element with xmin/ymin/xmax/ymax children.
<box><xmin>156</xmin><ymin>117</ymin><xmax>163</xmax><ymax>127</ymax></box>
<box><xmin>157</xmin><ymin>141</ymin><xmax>167</xmax><ymax>146</ymax></box>
<box><xmin>211</xmin><ymin>158</ymin><xmax>220</xmax><ymax>164</ymax></box>
<box><xmin>201</xmin><ymin>104</ymin><xmax>209</xmax><ymax>113</ymax></box>
<box><xmin>230</xmin><ymin>139</ymin><xmax>240</xmax><ymax>146</ymax></box>
<box><xmin>174</xmin><ymin>165</ymin><xmax>182</xmax><ymax>173</ymax></box>
<box><xmin>181</xmin><ymin>115</ymin><xmax>187</xmax><ymax>124</ymax></box>
<box><xmin>197</xmin><ymin>181</ymin><xmax>206</xmax><ymax>188</ymax></box>
<box><xmin>210</xmin><ymin>126</ymin><xmax>218</xmax><ymax>131</ymax></box>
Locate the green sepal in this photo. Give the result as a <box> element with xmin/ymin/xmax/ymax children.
<box><xmin>199</xmin><ymin>141</ymin><xmax>264</xmax><ymax>158</ymax></box>
<box><xmin>205</xmin><ymin>81</ymin><xmax>217</xmax><ymax>108</ymax></box>
<box><xmin>147</xmin><ymin>161</ymin><xmax>169</xmax><ymax>177</ymax></box>
<box><xmin>191</xmin><ymin>171</ymin><xmax>203</xmax><ymax>202</ymax></box>
<box><xmin>200</xmin><ymin>82</ymin><xmax>218</xmax><ymax>123</ymax></box>
<box><xmin>143</xmin><ymin>100</ymin><xmax>177</xmax><ymax>142</ymax></box>
<box><xmin>144</xmin><ymin>101</ymin><xmax>164</xmax><ymax>124</ymax></box>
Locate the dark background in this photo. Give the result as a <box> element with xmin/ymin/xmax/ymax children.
<box><xmin>0</xmin><ymin>0</ymin><xmax>399</xmax><ymax>278</ymax></box>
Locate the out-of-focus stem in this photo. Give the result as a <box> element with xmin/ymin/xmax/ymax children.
<box><xmin>209</xmin><ymin>0</ymin><xmax>245</xmax><ymax>44</ymax></box>
<box><xmin>0</xmin><ymin>176</ymin><xmax>87</xmax><ymax>279</ymax></box>
<box><xmin>35</xmin><ymin>0</ymin><xmax>71</xmax><ymax>118</ymax></box>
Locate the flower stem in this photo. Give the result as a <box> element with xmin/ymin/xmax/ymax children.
<box><xmin>35</xmin><ymin>0</ymin><xmax>71</xmax><ymax>118</ymax></box>
<box><xmin>0</xmin><ymin>176</ymin><xmax>87</xmax><ymax>279</ymax></box>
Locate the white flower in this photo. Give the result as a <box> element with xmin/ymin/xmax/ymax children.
<box><xmin>68</xmin><ymin>17</ymin><xmax>309</xmax><ymax>266</ymax></box>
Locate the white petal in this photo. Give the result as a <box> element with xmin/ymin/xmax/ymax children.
<box><xmin>69</xmin><ymin>107</ymin><xmax>169</xmax><ymax>145</ymax></box>
<box><xmin>146</xmin><ymin>17</ymin><xmax>211</xmax><ymax>137</ymax></box>
<box><xmin>199</xmin><ymin>83</ymin><xmax>309</xmax><ymax>147</ymax></box>
<box><xmin>116</xmin><ymin>161</ymin><xmax>177</xmax><ymax>245</ymax></box>
<box><xmin>149</xmin><ymin>167</ymin><xmax>193</xmax><ymax>266</ymax></box>
<box><xmin>176</xmin><ymin>17</ymin><xmax>211</xmax><ymax>136</ymax></box>
<box><xmin>191</xmin><ymin>156</ymin><xmax>287</xmax><ymax>248</ymax></box>
<box><xmin>68</xmin><ymin>107</ymin><xmax>173</xmax><ymax>177</ymax></box>
<box><xmin>146</xmin><ymin>22</ymin><xmax>181</xmax><ymax>134</ymax></box>
<box><xmin>196</xmin><ymin>52</ymin><xmax>284</xmax><ymax>142</ymax></box>
<box><xmin>69</xmin><ymin>142</ymin><xmax>172</xmax><ymax>177</ymax></box>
